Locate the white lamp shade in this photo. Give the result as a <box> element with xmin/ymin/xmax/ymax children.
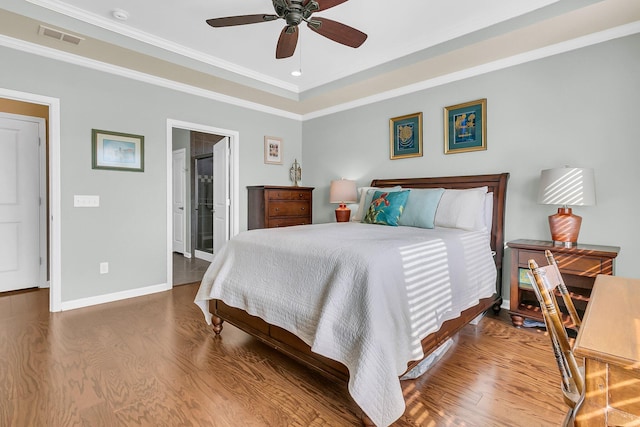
<box><xmin>537</xmin><ymin>167</ymin><xmax>596</xmax><ymax>206</ymax></box>
<box><xmin>329</xmin><ymin>179</ymin><xmax>357</xmax><ymax>204</ymax></box>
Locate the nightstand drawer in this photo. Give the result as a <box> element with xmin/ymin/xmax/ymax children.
<box><xmin>267</xmin><ymin>190</ymin><xmax>311</xmax><ymax>201</ymax></box>
<box><xmin>519</xmin><ymin>250</ymin><xmax>606</xmax><ymax>277</ymax></box>
<box><xmin>268</xmin><ymin>201</ymin><xmax>310</xmax><ymax>217</ymax></box>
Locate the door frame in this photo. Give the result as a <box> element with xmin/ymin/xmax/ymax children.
<box><xmin>166</xmin><ymin>119</ymin><xmax>239</xmax><ymax>287</ymax></box>
<box><xmin>0</xmin><ymin>88</ymin><xmax>62</xmax><ymax>312</ymax></box>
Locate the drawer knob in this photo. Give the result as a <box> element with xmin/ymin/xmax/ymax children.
<box><xmin>300</xmin><ymin>207</ymin><xmax>305</xmax><ymax>211</ymax></box>
<box><xmin>275</xmin><ymin>208</ymin><xmax>279</xmax><ymax>211</ymax></box>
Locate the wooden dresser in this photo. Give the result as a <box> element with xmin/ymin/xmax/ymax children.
<box><xmin>247</xmin><ymin>186</ymin><xmax>314</xmax><ymax>229</ymax></box>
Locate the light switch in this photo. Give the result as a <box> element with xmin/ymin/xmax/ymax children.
<box><xmin>74</xmin><ymin>195</ymin><xmax>100</xmax><ymax>207</ymax></box>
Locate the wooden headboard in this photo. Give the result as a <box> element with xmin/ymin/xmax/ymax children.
<box><xmin>370</xmin><ymin>173</ymin><xmax>510</xmax><ymax>298</ymax></box>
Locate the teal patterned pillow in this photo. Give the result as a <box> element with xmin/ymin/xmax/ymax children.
<box><xmin>363</xmin><ymin>190</ymin><xmax>410</xmax><ymax>226</ymax></box>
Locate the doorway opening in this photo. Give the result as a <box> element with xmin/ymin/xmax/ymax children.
<box><xmin>167</xmin><ymin>119</ymin><xmax>239</xmax><ymax>287</ymax></box>
<box><xmin>194</xmin><ymin>154</ymin><xmax>214</xmax><ymax>260</ymax></box>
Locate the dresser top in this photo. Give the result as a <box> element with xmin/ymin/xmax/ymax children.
<box><xmin>247</xmin><ymin>185</ymin><xmax>314</xmax><ymax>190</ymax></box>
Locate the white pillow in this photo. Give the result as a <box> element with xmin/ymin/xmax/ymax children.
<box><xmin>352</xmin><ymin>186</ymin><xmax>402</xmax><ymax>221</ymax></box>
<box><xmin>483</xmin><ymin>192</ymin><xmax>494</xmax><ymax>232</ymax></box>
<box><xmin>434</xmin><ymin>186</ymin><xmax>488</xmax><ymax>231</ymax></box>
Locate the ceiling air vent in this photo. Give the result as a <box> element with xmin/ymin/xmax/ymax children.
<box><xmin>38</xmin><ymin>25</ymin><xmax>84</xmax><ymax>45</ymax></box>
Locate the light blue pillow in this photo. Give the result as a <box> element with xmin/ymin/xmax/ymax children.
<box><xmin>398</xmin><ymin>188</ymin><xmax>445</xmax><ymax>229</ymax></box>
<box><xmin>363</xmin><ymin>190</ymin><xmax>410</xmax><ymax>226</ymax></box>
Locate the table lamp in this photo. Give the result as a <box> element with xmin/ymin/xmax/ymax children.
<box><xmin>537</xmin><ymin>167</ymin><xmax>596</xmax><ymax>247</ymax></box>
<box><xmin>330</xmin><ymin>179</ymin><xmax>357</xmax><ymax>222</ymax></box>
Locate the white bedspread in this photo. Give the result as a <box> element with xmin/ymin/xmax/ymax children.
<box><xmin>195</xmin><ymin>222</ymin><xmax>496</xmax><ymax>426</ymax></box>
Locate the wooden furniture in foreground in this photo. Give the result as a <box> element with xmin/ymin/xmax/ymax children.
<box><xmin>528</xmin><ymin>258</ymin><xmax>584</xmax><ymax>426</ymax></box>
<box><xmin>211</xmin><ymin>173</ymin><xmax>509</xmax><ymax>425</ymax></box>
<box><xmin>247</xmin><ymin>185</ymin><xmax>314</xmax><ymax>230</ymax></box>
<box><xmin>573</xmin><ymin>275</ymin><xmax>640</xmax><ymax>427</ymax></box>
<box><xmin>507</xmin><ymin>239</ymin><xmax>620</xmax><ymax>327</ymax></box>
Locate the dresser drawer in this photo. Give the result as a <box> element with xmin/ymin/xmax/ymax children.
<box><xmin>519</xmin><ymin>250</ymin><xmax>606</xmax><ymax>277</ymax></box>
<box><xmin>268</xmin><ymin>201</ymin><xmax>310</xmax><ymax>217</ymax></box>
<box><xmin>267</xmin><ymin>190</ymin><xmax>311</xmax><ymax>201</ymax></box>
<box><xmin>268</xmin><ymin>217</ymin><xmax>311</xmax><ymax>228</ymax></box>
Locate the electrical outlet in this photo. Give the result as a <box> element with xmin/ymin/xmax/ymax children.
<box><xmin>100</xmin><ymin>262</ymin><xmax>109</xmax><ymax>274</ymax></box>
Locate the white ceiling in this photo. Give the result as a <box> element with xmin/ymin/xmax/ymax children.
<box><xmin>2</xmin><ymin>0</ymin><xmax>640</xmax><ymax>116</ymax></box>
<box><xmin>34</xmin><ymin>0</ymin><xmax>557</xmax><ymax>91</ymax></box>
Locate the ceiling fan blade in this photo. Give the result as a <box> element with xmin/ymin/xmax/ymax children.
<box><xmin>206</xmin><ymin>14</ymin><xmax>279</xmax><ymax>28</ymax></box>
<box><xmin>276</xmin><ymin>26</ymin><xmax>299</xmax><ymax>59</ymax></box>
<box><xmin>307</xmin><ymin>17</ymin><xmax>367</xmax><ymax>48</ymax></box>
<box><xmin>312</xmin><ymin>0</ymin><xmax>349</xmax><ymax>12</ymax></box>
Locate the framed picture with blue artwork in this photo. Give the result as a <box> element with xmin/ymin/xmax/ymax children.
<box><xmin>389</xmin><ymin>112</ymin><xmax>423</xmax><ymax>160</ymax></box>
<box><xmin>444</xmin><ymin>98</ymin><xmax>487</xmax><ymax>154</ymax></box>
<box><xmin>92</xmin><ymin>129</ymin><xmax>144</xmax><ymax>172</ymax></box>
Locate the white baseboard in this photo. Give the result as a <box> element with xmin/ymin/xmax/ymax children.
<box><xmin>60</xmin><ymin>282</ymin><xmax>171</xmax><ymax>311</ymax></box>
<box><xmin>183</xmin><ymin>252</ymin><xmax>192</xmax><ymax>259</ymax></box>
<box><xmin>195</xmin><ymin>250</ymin><xmax>214</xmax><ymax>262</ymax></box>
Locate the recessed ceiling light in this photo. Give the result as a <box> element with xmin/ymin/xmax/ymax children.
<box><xmin>291</xmin><ymin>70</ymin><xmax>302</xmax><ymax>77</ymax></box>
<box><xmin>112</xmin><ymin>9</ymin><xmax>129</xmax><ymax>21</ymax></box>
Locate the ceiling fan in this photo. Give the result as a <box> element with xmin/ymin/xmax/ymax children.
<box><xmin>206</xmin><ymin>0</ymin><xmax>367</xmax><ymax>59</ymax></box>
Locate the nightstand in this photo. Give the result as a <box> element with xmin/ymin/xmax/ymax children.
<box><xmin>507</xmin><ymin>239</ymin><xmax>620</xmax><ymax>327</ymax></box>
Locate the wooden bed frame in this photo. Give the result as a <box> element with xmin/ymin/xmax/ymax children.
<box><xmin>209</xmin><ymin>173</ymin><xmax>509</xmax><ymax>424</ymax></box>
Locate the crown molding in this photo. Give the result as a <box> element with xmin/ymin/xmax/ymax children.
<box><xmin>0</xmin><ymin>34</ymin><xmax>302</xmax><ymax>120</ymax></box>
<box><xmin>301</xmin><ymin>21</ymin><xmax>640</xmax><ymax>120</ymax></box>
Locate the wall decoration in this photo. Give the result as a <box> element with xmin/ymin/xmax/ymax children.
<box><xmin>92</xmin><ymin>129</ymin><xmax>144</xmax><ymax>172</ymax></box>
<box><xmin>444</xmin><ymin>98</ymin><xmax>487</xmax><ymax>154</ymax></box>
<box><xmin>389</xmin><ymin>112</ymin><xmax>423</xmax><ymax>160</ymax></box>
<box><xmin>264</xmin><ymin>136</ymin><xmax>283</xmax><ymax>164</ymax></box>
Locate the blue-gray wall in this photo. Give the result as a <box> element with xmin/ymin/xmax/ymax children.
<box><xmin>303</xmin><ymin>33</ymin><xmax>640</xmax><ymax>300</ymax></box>
<box><xmin>1</xmin><ymin>32</ymin><xmax>638</xmax><ymax>306</ymax></box>
<box><xmin>0</xmin><ymin>45</ymin><xmax>302</xmax><ymax>303</ymax></box>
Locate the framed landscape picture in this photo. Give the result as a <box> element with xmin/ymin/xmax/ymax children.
<box><xmin>389</xmin><ymin>112</ymin><xmax>423</xmax><ymax>160</ymax></box>
<box><xmin>92</xmin><ymin>129</ymin><xmax>144</xmax><ymax>172</ymax></box>
<box><xmin>444</xmin><ymin>98</ymin><xmax>487</xmax><ymax>154</ymax></box>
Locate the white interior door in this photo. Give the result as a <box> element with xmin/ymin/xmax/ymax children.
<box><xmin>213</xmin><ymin>138</ymin><xmax>229</xmax><ymax>254</ymax></box>
<box><xmin>0</xmin><ymin>114</ymin><xmax>45</xmax><ymax>292</ymax></box>
<box><xmin>172</xmin><ymin>148</ymin><xmax>186</xmax><ymax>254</ymax></box>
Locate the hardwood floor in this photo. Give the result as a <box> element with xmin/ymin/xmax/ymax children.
<box><xmin>173</xmin><ymin>252</ymin><xmax>210</xmax><ymax>285</ymax></box>
<box><xmin>0</xmin><ymin>284</ymin><xmax>567</xmax><ymax>426</ymax></box>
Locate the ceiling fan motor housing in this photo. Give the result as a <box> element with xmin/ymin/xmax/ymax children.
<box><xmin>273</xmin><ymin>0</ymin><xmax>320</xmax><ymax>26</ymax></box>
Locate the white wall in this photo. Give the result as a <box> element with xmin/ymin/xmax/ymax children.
<box><xmin>302</xmin><ymin>33</ymin><xmax>640</xmax><ymax>299</ymax></box>
<box><xmin>0</xmin><ymin>45</ymin><xmax>302</xmax><ymax>304</ymax></box>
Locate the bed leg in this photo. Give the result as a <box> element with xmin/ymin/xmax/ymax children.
<box><xmin>212</xmin><ymin>315</ymin><xmax>224</xmax><ymax>335</ymax></box>
<box><xmin>492</xmin><ymin>297</ymin><xmax>503</xmax><ymax>314</ymax></box>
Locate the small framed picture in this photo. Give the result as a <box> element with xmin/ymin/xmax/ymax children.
<box><xmin>389</xmin><ymin>112</ymin><xmax>423</xmax><ymax>160</ymax></box>
<box><xmin>264</xmin><ymin>136</ymin><xmax>283</xmax><ymax>164</ymax></box>
<box><xmin>444</xmin><ymin>98</ymin><xmax>487</xmax><ymax>154</ymax></box>
<box><xmin>92</xmin><ymin>129</ymin><xmax>144</xmax><ymax>172</ymax></box>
